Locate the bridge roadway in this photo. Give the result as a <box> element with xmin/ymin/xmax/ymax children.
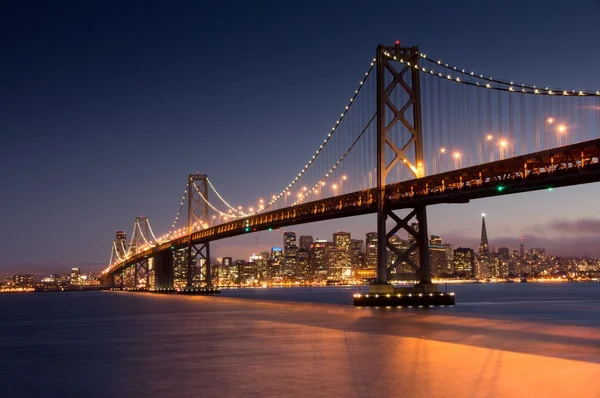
<box><xmin>106</xmin><ymin>138</ymin><xmax>600</xmax><ymax>277</ymax></box>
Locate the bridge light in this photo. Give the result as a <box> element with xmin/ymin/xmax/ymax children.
<box><xmin>497</xmin><ymin>186</ymin><xmax>505</xmax><ymax>192</ymax></box>
<box><xmin>548</xmin><ymin>187</ymin><xmax>553</xmax><ymax>192</ymax></box>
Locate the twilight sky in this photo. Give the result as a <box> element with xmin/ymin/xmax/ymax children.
<box><xmin>2</xmin><ymin>0</ymin><xmax>600</xmax><ymax>273</ymax></box>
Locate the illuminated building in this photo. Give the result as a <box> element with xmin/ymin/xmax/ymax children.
<box><xmin>333</xmin><ymin>231</ymin><xmax>351</xmax><ymax>279</ymax></box>
<box><xmin>12</xmin><ymin>274</ymin><xmax>34</xmax><ymax>287</ymax></box>
<box><xmin>285</xmin><ymin>246</ymin><xmax>298</xmax><ymax>276</ymax></box>
<box><xmin>430</xmin><ymin>235</ymin><xmax>442</xmax><ymax>246</ymax></box>
<box><xmin>498</xmin><ymin>247</ymin><xmax>510</xmax><ymax>261</ymax></box>
<box><xmin>478</xmin><ymin>215</ymin><xmax>490</xmax><ymax>278</ymax></box>
<box><xmin>299</xmin><ymin>235</ymin><xmax>313</xmax><ymax>251</ymax></box>
<box><xmin>270</xmin><ymin>247</ymin><xmax>283</xmax><ymax>276</ymax></box>
<box><xmin>365</xmin><ymin>232</ymin><xmax>377</xmax><ymax>268</ymax></box>
<box><xmin>408</xmin><ymin>222</ymin><xmax>420</xmax><ymax>267</ymax></box>
<box><xmin>283</xmin><ymin>231</ymin><xmax>296</xmax><ymax>253</ymax></box>
<box><xmin>388</xmin><ymin>235</ymin><xmax>410</xmax><ymax>276</ymax></box>
<box><xmin>520</xmin><ymin>237</ymin><xmax>525</xmax><ymax>259</ymax></box>
<box><xmin>249</xmin><ymin>253</ymin><xmax>267</xmax><ymax>281</ymax></box>
<box><xmin>454</xmin><ymin>247</ymin><xmax>475</xmax><ymax>278</ymax></box>
<box><xmin>350</xmin><ymin>239</ymin><xmax>363</xmax><ymax>269</ymax></box>
<box><xmin>283</xmin><ymin>231</ymin><xmax>297</xmax><ymax>275</ymax></box>
<box><xmin>327</xmin><ymin>247</ymin><xmax>344</xmax><ymax>280</ymax></box>
<box><xmin>173</xmin><ymin>248</ymin><xmax>196</xmax><ymax>288</ymax></box>
<box><xmin>297</xmin><ymin>249</ymin><xmax>311</xmax><ymax>279</ymax></box>
<box><xmin>429</xmin><ymin>246</ymin><xmax>447</xmax><ymax>278</ymax></box>
<box><xmin>70</xmin><ymin>268</ymin><xmax>81</xmax><ymax>285</ymax></box>
<box><xmin>509</xmin><ymin>250</ymin><xmax>521</xmax><ymax>276</ymax></box>
<box><xmin>442</xmin><ymin>243</ymin><xmax>454</xmax><ymax>274</ymax></box>
<box><xmin>491</xmin><ymin>255</ymin><xmax>509</xmax><ymax>278</ymax></box>
<box><xmin>310</xmin><ymin>240</ymin><xmax>331</xmax><ymax>280</ymax></box>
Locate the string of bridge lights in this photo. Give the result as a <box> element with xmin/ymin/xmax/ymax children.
<box><xmin>109</xmin><ymin>219</ymin><xmax>138</xmax><ymax>267</ymax></box>
<box><xmin>167</xmin><ymin>183</ymin><xmax>190</xmax><ymax>235</ymax></box>
<box><xmin>206</xmin><ymin>178</ymin><xmax>246</xmax><ymax>217</ymax></box>
<box><xmin>290</xmin><ymin>113</ymin><xmax>377</xmax><ymax>207</ymax></box>
<box><xmin>418</xmin><ymin>54</ymin><xmax>600</xmax><ymax>96</ymax></box>
<box><xmin>382</xmin><ymin>51</ymin><xmax>600</xmax><ymax>96</ymax></box>
<box><xmin>112</xmin><ymin>241</ymin><xmax>125</xmax><ymax>262</ymax></box>
<box><xmin>192</xmin><ymin>180</ymin><xmax>239</xmax><ymax>221</ymax></box>
<box><xmin>145</xmin><ymin>218</ymin><xmax>159</xmax><ymax>242</ymax></box>
<box><xmin>136</xmin><ymin>219</ymin><xmax>155</xmax><ymax>247</ymax></box>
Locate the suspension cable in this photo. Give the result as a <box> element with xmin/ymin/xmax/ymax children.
<box><xmin>292</xmin><ymin>113</ymin><xmax>377</xmax><ymax>206</ymax></box>
<box><xmin>206</xmin><ymin>178</ymin><xmax>245</xmax><ymax>216</ymax></box>
<box><xmin>419</xmin><ymin>53</ymin><xmax>600</xmax><ymax>95</ymax></box>
<box><xmin>411</xmin><ymin>55</ymin><xmax>600</xmax><ymax>96</ymax></box>
<box><xmin>192</xmin><ymin>181</ymin><xmax>236</xmax><ymax>219</ymax></box>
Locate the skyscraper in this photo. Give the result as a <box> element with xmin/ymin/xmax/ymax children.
<box><xmin>333</xmin><ymin>231</ymin><xmax>351</xmax><ymax>277</ymax></box>
<box><xmin>310</xmin><ymin>240</ymin><xmax>331</xmax><ymax>280</ymax></box>
<box><xmin>283</xmin><ymin>231</ymin><xmax>297</xmax><ymax>275</ymax></box>
<box><xmin>454</xmin><ymin>247</ymin><xmax>475</xmax><ymax>278</ymax></box>
<box><xmin>70</xmin><ymin>268</ymin><xmax>81</xmax><ymax>285</ymax></box>
<box><xmin>283</xmin><ymin>232</ymin><xmax>297</xmax><ymax>254</ymax></box>
<box><xmin>173</xmin><ymin>248</ymin><xmax>196</xmax><ymax>288</ymax></box>
<box><xmin>299</xmin><ymin>235</ymin><xmax>313</xmax><ymax>251</ymax></box>
<box><xmin>479</xmin><ymin>215</ymin><xmax>489</xmax><ymax>256</ymax></box>
<box><xmin>365</xmin><ymin>232</ymin><xmax>377</xmax><ymax>268</ymax></box>
<box><xmin>478</xmin><ymin>215</ymin><xmax>490</xmax><ymax>278</ymax></box>
<box><xmin>442</xmin><ymin>243</ymin><xmax>454</xmax><ymax>274</ymax></box>
<box><xmin>430</xmin><ymin>235</ymin><xmax>442</xmax><ymax>246</ymax></box>
<box><xmin>408</xmin><ymin>222</ymin><xmax>420</xmax><ymax>267</ymax></box>
<box><xmin>350</xmin><ymin>239</ymin><xmax>363</xmax><ymax>269</ymax></box>
<box><xmin>519</xmin><ymin>237</ymin><xmax>525</xmax><ymax>259</ymax></box>
<box><xmin>297</xmin><ymin>249</ymin><xmax>311</xmax><ymax>279</ymax></box>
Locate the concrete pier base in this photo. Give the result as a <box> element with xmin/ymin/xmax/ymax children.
<box><xmin>354</xmin><ymin>284</ymin><xmax>455</xmax><ymax>306</ymax></box>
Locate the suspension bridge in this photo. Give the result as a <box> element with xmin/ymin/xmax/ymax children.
<box><xmin>101</xmin><ymin>43</ymin><xmax>600</xmax><ymax>303</ymax></box>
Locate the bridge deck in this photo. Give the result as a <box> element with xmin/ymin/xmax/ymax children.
<box><xmin>106</xmin><ymin>138</ymin><xmax>600</xmax><ymax>275</ymax></box>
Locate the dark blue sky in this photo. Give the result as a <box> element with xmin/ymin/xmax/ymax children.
<box><xmin>2</xmin><ymin>0</ymin><xmax>600</xmax><ymax>272</ymax></box>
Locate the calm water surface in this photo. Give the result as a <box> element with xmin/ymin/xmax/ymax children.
<box><xmin>1</xmin><ymin>284</ymin><xmax>599</xmax><ymax>398</ymax></box>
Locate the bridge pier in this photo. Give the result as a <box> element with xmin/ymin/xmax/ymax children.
<box><xmin>134</xmin><ymin>257</ymin><xmax>150</xmax><ymax>289</ymax></box>
<box><xmin>154</xmin><ymin>248</ymin><xmax>174</xmax><ymax>289</ymax></box>
<box><xmin>187</xmin><ymin>242</ymin><xmax>212</xmax><ymax>287</ymax></box>
<box><xmin>113</xmin><ymin>270</ymin><xmax>124</xmax><ymax>290</ymax></box>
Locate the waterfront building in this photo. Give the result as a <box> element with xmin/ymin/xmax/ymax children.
<box><xmin>310</xmin><ymin>240</ymin><xmax>331</xmax><ymax>280</ymax></box>
<box><xmin>365</xmin><ymin>232</ymin><xmax>377</xmax><ymax>268</ymax></box>
<box><xmin>454</xmin><ymin>247</ymin><xmax>475</xmax><ymax>278</ymax></box>
<box><xmin>299</xmin><ymin>235</ymin><xmax>313</xmax><ymax>251</ymax></box>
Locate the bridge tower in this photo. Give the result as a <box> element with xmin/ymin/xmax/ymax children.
<box><xmin>187</xmin><ymin>173</ymin><xmax>212</xmax><ymax>287</ymax></box>
<box><xmin>375</xmin><ymin>43</ymin><xmax>432</xmax><ymax>288</ymax></box>
<box><xmin>133</xmin><ymin>216</ymin><xmax>152</xmax><ymax>288</ymax></box>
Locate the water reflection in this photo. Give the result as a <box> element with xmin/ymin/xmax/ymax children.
<box><xmin>0</xmin><ymin>290</ymin><xmax>599</xmax><ymax>397</ymax></box>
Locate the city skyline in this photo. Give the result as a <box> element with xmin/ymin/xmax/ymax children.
<box><xmin>3</xmin><ymin>1</ymin><xmax>600</xmax><ymax>272</ymax></box>
<box><xmin>214</xmin><ymin>212</ymin><xmax>600</xmax><ymax>265</ymax></box>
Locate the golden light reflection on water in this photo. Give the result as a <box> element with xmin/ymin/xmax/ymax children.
<box><xmin>115</xmin><ymin>292</ymin><xmax>600</xmax><ymax>397</ymax></box>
